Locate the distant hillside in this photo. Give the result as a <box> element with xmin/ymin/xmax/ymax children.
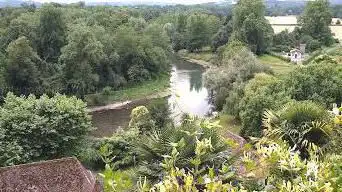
<box><xmin>0</xmin><ymin>0</ymin><xmax>41</xmax><ymax>7</ymax></box>
<box><xmin>0</xmin><ymin>0</ymin><xmax>24</xmax><ymax>7</ymax></box>
<box><xmin>0</xmin><ymin>0</ymin><xmax>341</xmax><ymax>8</ymax></box>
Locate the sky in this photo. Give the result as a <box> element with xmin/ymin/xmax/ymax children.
<box><xmin>34</xmin><ymin>0</ymin><xmax>223</xmax><ymax>5</ymax></box>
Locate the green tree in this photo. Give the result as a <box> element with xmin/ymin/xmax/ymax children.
<box><xmin>211</xmin><ymin>21</ymin><xmax>233</xmax><ymax>51</ymax></box>
<box><xmin>114</xmin><ymin>26</ymin><xmax>149</xmax><ymax>82</ymax></box>
<box><xmin>185</xmin><ymin>13</ymin><xmax>220</xmax><ymax>52</ymax></box>
<box><xmin>171</xmin><ymin>14</ymin><xmax>188</xmax><ymax>51</ymax></box>
<box><xmin>0</xmin><ymin>52</ymin><xmax>5</xmax><ymax>90</ymax></box>
<box><xmin>204</xmin><ymin>42</ymin><xmax>271</xmax><ymax>110</ymax></box>
<box><xmin>299</xmin><ymin>0</ymin><xmax>334</xmax><ymax>46</ymax></box>
<box><xmin>272</xmin><ymin>29</ymin><xmax>296</xmax><ymax>52</ymax></box>
<box><xmin>0</xmin><ymin>93</ymin><xmax>92</xmax><ymax>167</ymax></box>
<box><xmin>232</xmin><ymin>0</ymin><xmax>273</xmax><ymax>54</ymax></box>
<box><xmin>5</xmin><ymin>12</ymin><xmax>39</xmax><ymax>49</ymax></box>
<box><xmin>307</xmin><ymin>39</ymin><xmax>321</xmax><ymax>52</ymax></box>
<box><xmin>238</xmin><ymin>56</ymin><xmax>342</xmax><ymax>138</ymax></box>
<box><xmin>5</xmin><ymin>36</ymin><xmax>40</xmax><ymax>95</ymax></box>
<box><xmin>60</xmin><ymin>24</ymin><xmax>104</xmax><ymax>98</ymax></box>
<box><xmin>37</xmin><ymin>5</ymin><xmax>66</xmax><ymax>63</ymax></box>
<box><xmin>114</xmin><ymin>24</ymin><xmax>169</xmax><ymax>83</ymax></box>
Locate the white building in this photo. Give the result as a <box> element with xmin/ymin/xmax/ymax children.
<box><xmin>289</xmin><ymin>48</ymin><xmax>304</xmax><ymax>63</ymax></box>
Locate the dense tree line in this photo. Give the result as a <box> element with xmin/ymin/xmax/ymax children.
<box><xmin>0</xmin><ymin>4</ymin><xmax>171</xmax><ymax>99</ymax></box>
<box><xmin>1</xmin><ymin>0</ymin><xmax>337</xmax><ymax>100</ymax></box>
<box><xmin>265</xmin><ymin>1</ymin><xmax>305</xmax><ymax>16</ymax></box>
<box><xmin>272</xmin><ymin>0</ymin><xmax>336</xmax><ymax>53</ymax></box>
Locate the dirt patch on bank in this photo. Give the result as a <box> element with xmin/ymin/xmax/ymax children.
<box><xmin>88</xmin><ymin>89</ymin><xmax>171</xmax><ymax>112</ymax></box>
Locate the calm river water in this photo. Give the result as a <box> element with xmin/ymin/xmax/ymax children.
<box><xmin>91</xmin><ymin>59</ymin><xmax>212</xmax><ymax>137</ymax></box>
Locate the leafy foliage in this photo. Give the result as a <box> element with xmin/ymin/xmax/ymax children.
<box><xmin>230</xmin><ymin>55</ymin><xmax>342</xmax><ymax>138</ymax></box>
<box><xmin>263</xmin><ymin>101</ymin><xmax>332</xmax><ymax>157</ymax></box>
<box><xmin>204</xmin><ymin>42</ymin><xmax>271</xmax><ymax>110</ymax></box>
<box><xmin>60</xmin><ymin>24</ymin><xmax>104</xmax><ymax>98</ymax></box>
<box><xmin>272</xmin><ymin>29</ymin><xmax>296</xmax><ymax>52</ymax></box>
<box><xmin>0</xmin><ymin>93</ymin><xmax>92</xmax><ymax>166</ymax></box>
<box><xmin>149</xmin><ymin>137</ymin><xmax>239</xmax><ymax>192</ymax></box>
<box><xmin>211</xmin><ymin>20</ymin><xmax>233</xmax><ymax>51</ymax></box>
<box><xmin>243</xmin><ymin>139</ymin><xmax>341</xmax><ymax>192</ymax></box>
<box><xmin>0</xmin><ymin>4</ymin><xmax>171</xmax><ymax>98</ymax></box>
<box><xmin>185</xmin><ymin>13</ymin><xmax>221</xmax><ymax>52</ymax></box>
<box><xmin>299</xmin><ymin>0</ymin><xmax>334</xmax><ymax>46</ymax></box>
<box><xmin>128</xmin><ymin>106</ymin><xmax>155</xmax><ymax>134</ymax></box>
<box><xmin>133</xmin><ymin>116</ymin><xmax>228</xmax><ymax>181</ymax></box>
<box><xmin>282</xmin><ymin>60</ymin><xmax>342</xmax><ymax>106</ymax></box>
<box><xmin>232</xmin><ymin>0</ymin><xmax>273</xmax><ymax>54</ymax></box>
<box><xmin>98</xmin><ymin>128</ymin><xmax>139</xmax><ymax>170</ymax></box>
<box><xmin>238</xmin><ymin>73</ymin><xmax>290</xmax><ymax>138</ymax></box>
<box><xmin>37</xmin><ymin>4</ymin><xmax>66</xmax><ymax>63</ymax></box>
<box><xmin>5</xmin><ymin>36</ymin><xmax>40</xmax><ymax>95</ymax></box>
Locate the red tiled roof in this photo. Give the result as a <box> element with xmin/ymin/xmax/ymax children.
<box><xmin>0</xmin><ymin>157</ymin><xmax>102</xmax><ymax>192</ymax></box>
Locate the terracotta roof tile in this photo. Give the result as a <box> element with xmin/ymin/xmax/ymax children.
<box><xmin>0</xmin><ymin>157</ymin><xmax>102</xmax><ymax>192</ymax></box>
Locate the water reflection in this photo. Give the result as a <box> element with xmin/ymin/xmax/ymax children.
<box><xmin>168</xmin><ymin>60</ymin><xmax>212</xmax><ymax>122</ymax></box>
<box><xmin>190</xmin><ymin>70</ymin><xmax>203</xmax><ymax>92</ymax></box>
<box><xmin>91</xmin><ymin>59</ymin><xmax>212</xmax><ymax>137</ymax></box>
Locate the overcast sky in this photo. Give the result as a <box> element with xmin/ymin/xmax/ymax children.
<box><xmin>34</xmin><ymin>0</ymin><xmax>223</xmax><ymax>5</ymax></box>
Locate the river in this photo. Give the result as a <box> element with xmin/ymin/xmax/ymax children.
<box><xmin>91</xmin><ymin>59</ymin><xmax>212</xmax><ymax>137</ymax></box>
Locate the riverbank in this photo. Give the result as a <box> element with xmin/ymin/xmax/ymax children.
<box><xmin>177</xmin><ymin>49</ymin><xmax>214</xmax><ymax>68</ymax></box>
<box><xmin>181</xmin><ymin>57</ymin><xmax>212</xmax><ymax>69</ymax></box>
<box><xmin>88</xmin><ymin>90</ymin><xmax>170</xmax><ymax>112</ymax></box>
<box><xmin>85</xmin><ymin>75</ymin><xmax>170</xmax><ymax>109</ymax></box>
<box><xmin>179</xmin><ymin>49</ymin><xmax>294</xmax><ymax>76</ymax></box>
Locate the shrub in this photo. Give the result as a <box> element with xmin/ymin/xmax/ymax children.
<box><xmin>128</xmin><ymin>106</ymin><xmax>155</xmax><ymax>133</ymax></box>
<box><xmin>147</xmin><ymin>98</ymin><xmax>172</xmax><ymax>129</ymax></box>
<box><xmin>97</xmin><ymin>128</ymin><xmax>139</xmax><ymax>170</ymax></box>
<box><xmin>302</xmin><ymin>49</ymin><xmax>322</xmax><ymax>65</ymax></box>
<box><xmin>307</xmin><ymin>39</ymin><xmax>321</xmax><ymax>52</ymax></box>
<box><xmin>134</xmin><ymin>116</ymin><xmax>228</xmax><ymax>181</ymax></box>
<box><xmin>223</xmin><ymin>82</ymin><xmax>246</xmax><ymax>117</ymax></box>
<box><xmin>238</xmin><ymin>73</ymin><xmax>290</xmax><ymax>137</ymax></box>
<box><xmin>0</xmin><ymin>93</ymin><xmax>93</xmax><ymax>167</ymax></box>
<box><xmin>76</xmin><ymin>139</ymin><xmax>103</xmax><ymax>170</ymax></box>
<box><xmin>243</xmin><ymin>139</ymin><xmax>341</xmax><ymax>191</ymax></box>
<box><xmin>150</xmin><ymin>136</ymin><xmax>238</xmax><ymax>191</ymax></box>
<box><xmin>102</xmin><ymin>86</ymin><xmax>113</xmax><ymax>96</ymax></box>
<box><xmin>263</xmin><ymin>100</ymin><xmax>332</xmax><ymax>157</ymax></box>
<box><xmin>283</xmin><ymin>61</ymin><xmax>342</xmax><ymax>106</ymax></box>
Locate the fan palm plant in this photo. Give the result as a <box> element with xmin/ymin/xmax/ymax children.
<box><xmin>262</xmin><ymin>101</ymin><xmax>332</xmax><ymax>158</ymax></box>
<box><xmin>133</xmin><ymin>116</ymin><xmax>230</xmax><ymax>181</ymax></box>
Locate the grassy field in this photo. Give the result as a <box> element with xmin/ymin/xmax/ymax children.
<box><xmin>257</xmin><ymin>55</ymin><xmax>294</xmax><ymax>75</ymax></box>
<box><xmin>266</xmin><ymin>16</ymin><xmax>342</xmax><ymax>40</ymax></box>
<box><xmin>85</xmin><ymin>75</ymin><xmax>170</xmax><ymax>106</ymax></box>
